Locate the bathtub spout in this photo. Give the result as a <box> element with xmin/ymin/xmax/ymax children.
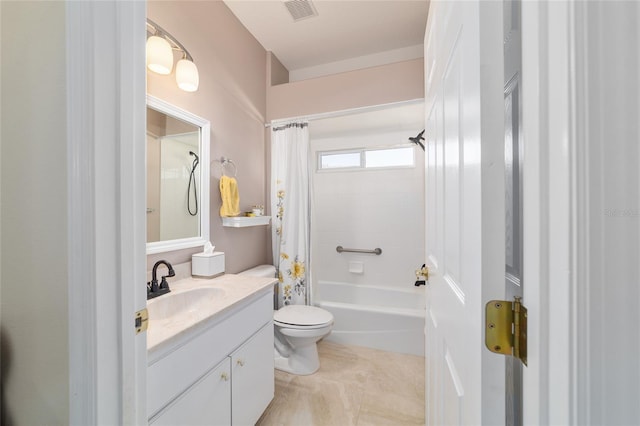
<box><xmin>415</xmin><ymin>264</ymin><xmax>428</xmax><ymax>286</ymax></box>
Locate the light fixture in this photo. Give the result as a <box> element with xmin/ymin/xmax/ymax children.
<box><xmin>176</xmin><ymin>58</ymin><xmax>199</xmax><ymax>92</ymax></box>
<box><xmin>146</xmin><ymin>35</ymin><xmax>173</xmax><ymax>75</ymax></box>
<box><xmin>146</xmin><ymin>19</ymin><xmax>199</xmax><ymax>92</ymax></box>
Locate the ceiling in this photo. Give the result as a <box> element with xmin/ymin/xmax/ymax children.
<box><xmin>223</xmin><ymin>0</ymin><xmax>429</xmax><ymax>81</ymax></box>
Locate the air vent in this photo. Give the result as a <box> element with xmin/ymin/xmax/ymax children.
<box><xmin>283</xmin><ymin>0</ymin><xmax>318</xmax><ymax>22</ymax></box>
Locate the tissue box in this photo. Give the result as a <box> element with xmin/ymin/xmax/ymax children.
<box><xmin>192</xmin><ymin>251</ymin><xmax>225</xmax><ymax>277</ymax></box>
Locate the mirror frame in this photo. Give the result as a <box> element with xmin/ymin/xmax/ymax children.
<box><xmin>146</xmin><ymin>95</ymin><xmax>210</xmax><ymax>254</ymax></box>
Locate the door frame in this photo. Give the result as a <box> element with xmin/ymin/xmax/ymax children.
<box><xmin>523</xmin><ymin>2</ymin><xmax>640</xmax><ymax>424</ymax></box>
<box><xmin>67</xmin><ymin>1</ymin><xmax>147</xmax><ymax>424</ymax></box>
<box><xmin>521</xmin><ymin>1</ymin><xmax>574</xmax><ymax>424</ymax></box>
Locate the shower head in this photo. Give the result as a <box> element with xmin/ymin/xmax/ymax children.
<box><xmin>409</xmin><ymin>130</ymin><xmax>425</xmax><ymax>151</ymax></box>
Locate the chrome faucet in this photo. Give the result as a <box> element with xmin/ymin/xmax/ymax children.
<box><xmin>147</xmin><ymin>260</ymin><xmax>175</xmax><ymax>299</ymax></box>
<box><xmin>414</xmin><ymin>264</ymin><xmax>428</xmax><ymax>286</ymax></box>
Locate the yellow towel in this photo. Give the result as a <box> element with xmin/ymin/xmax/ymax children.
<box><xmin>219</xmin><ymin>176</ymin><xmax>240</xmax><ymax>217</ymax></box>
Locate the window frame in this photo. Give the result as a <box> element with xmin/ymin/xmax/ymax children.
<box><xmin>316</xmin><ymin>144</ymin><xmax>416</xmax><ymax>172</ymax></box>
<box><xmin>317</xmin><ymin>149</ymin><xmax>363</xmax><ymax>170</ymax></box>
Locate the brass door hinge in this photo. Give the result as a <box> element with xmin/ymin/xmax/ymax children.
<box><xmin>485</xmin><ymin>297</ymin><xmax>527</xmax><ymax>366</ymax></box>
<box><xmin>135</xmin><ymin>308</ymin><xmax>149</xmax><ymax>334</ymax></box>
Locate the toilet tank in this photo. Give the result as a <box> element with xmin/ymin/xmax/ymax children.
<box><xmin>239</xmin><ymin>264</ymin><xmax>278</xmax><ymax>309</ymax></box>
<box><xmin>238</xmin><ymin>264</ymin><xmax>276</xmax><ymax>278</ymax></box>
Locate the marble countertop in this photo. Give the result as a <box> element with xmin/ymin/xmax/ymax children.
<box><xmin>147</xmin><ymin>274</ymin><xmax>276</xmax><ymax>358</ymax></box>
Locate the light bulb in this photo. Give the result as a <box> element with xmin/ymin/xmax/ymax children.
<box><xmin>176</xmin><ymin>59</ymin><xmax>199</xmax><ymax>92</ymax></box>
<box><xmin>146</xmin><ymin>35</ymin><xmax>173</xmax><ymax>75</ymax></box>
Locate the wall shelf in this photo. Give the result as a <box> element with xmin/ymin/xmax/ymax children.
<box><xmin>221</xmin><ymin>216</ymin><xmax>271</xmax><ymax>228</ymax></box>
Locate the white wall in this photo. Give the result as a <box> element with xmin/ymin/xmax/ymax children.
<box><xmin>159</xmin><ymin>133</ymin><xmax>200</xmax><ymax>241</ymax></box>
<box><xmin>574</xmin><ymin>2</ymin><xmax>640</xmax><ymax>422</ymax></box>
<box><xmin>147</xmin><ymin>134</ymin><xmax>161</xmax><ymax>242</ymax></box>
<box><xmin>0</xmin><ymin>2</ymin><xmax>70</xmax><ymax>424</ymax></box>
<box><xmin>310</xmin><ymin>117</ymin><xmax>425</xmax><ymax>293</ymax></box>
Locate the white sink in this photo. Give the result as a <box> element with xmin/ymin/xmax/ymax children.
<box><xmin>147</xmin><ymin>287</ymin><xmax>225</xmax><ymax>321</ymax></box>
<box><xmin>146</xmin><ymin>274</ymin><xmax>277</xmax><ymax>355</ymax></box>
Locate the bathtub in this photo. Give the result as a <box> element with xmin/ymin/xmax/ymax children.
<box><xmin>314</xmin><ymin>280</ymin><xmax>426</xmax><ymax>356</ymax></box>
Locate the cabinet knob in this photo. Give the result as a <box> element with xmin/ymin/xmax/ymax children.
<box><xmin>236</xmin><ymin>359</ymin><xmax>245</xmax><ymax>367</ymax></box>
<box><xmin>220</xmin><ymin>372</ymin><xmax>229</xmax><ymax>381</ymax></box>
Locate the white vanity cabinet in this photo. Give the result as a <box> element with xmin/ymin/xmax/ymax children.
<box><xmin>150</xmin><ymin>357</ymin><xmax>232</xmax><ymax>426</ymax></box>
<box><xmin>148</xmin><ymin>288</ymin><xmax>275</xmax><ymax>425</ymax></box>
<box><xmin>230</xmin><ymin>322</ymin><xmax>275</xmax><ymax>425</ymax></box>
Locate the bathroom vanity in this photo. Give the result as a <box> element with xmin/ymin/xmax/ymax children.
<box><xmin>146</xmin><ymin>274</ymin><xmax>276</xmax><ymax>425</ymax></box>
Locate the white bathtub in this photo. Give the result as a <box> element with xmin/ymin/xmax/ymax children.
<box><xmin>314</xmin><ymin>281</ymin><xmax>426</xmax><ymax>356</ymax></box>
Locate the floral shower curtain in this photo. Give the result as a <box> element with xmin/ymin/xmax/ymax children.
<box><xmin>271</xmin><ymin>122</ymin><xmax>310</xmax><ymax>308</ymax></box>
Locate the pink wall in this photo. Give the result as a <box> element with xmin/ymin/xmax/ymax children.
<box><xmin>267</xmin><ymin>58</ymin><xmax>424</xmax><ymax>121</ymax></box>
<box><xmin>146</xmin><ymin>2</ymin><xmax>424</xmax><ymax>274</ymax></box>
<box><xmin>147</xmin><ymin>1</ymin><xmax>270</xmax><ymax>273</ymax></box>
<box><xmin>268</xmin><ymin>52</ymin><xmax>289</xmax><ymax>86</ymax></box>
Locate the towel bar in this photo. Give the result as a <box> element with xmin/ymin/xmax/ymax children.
<box><xmin>220</xmin><ymin>157</ymin><xmax>237</xmax><ymax>177</ymax></box>
<box><xmin>336</xmin><ymin>246</ymin><xmax>382</xmax><ymax>255</ymax></box>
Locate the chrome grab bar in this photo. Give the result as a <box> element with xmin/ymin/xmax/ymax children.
<box><xmin>336</xmin><ymin>246</ymin><xmax>382</xmax><ymax>255</ymax></box>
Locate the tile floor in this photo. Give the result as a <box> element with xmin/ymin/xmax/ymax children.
<box><xmin>256</xmin><ymin>340</ymin><xmax>425</xmax><ymax>426</ymax></box>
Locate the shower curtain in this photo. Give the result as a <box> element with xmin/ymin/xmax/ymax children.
<box><xmin>271</xmin><ymin>122</ymin><xmax>310</xmax><ymax>308</ymax></box>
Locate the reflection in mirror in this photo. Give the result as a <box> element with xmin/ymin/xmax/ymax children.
<box><xmin>146</xmin><ymin>95</ymin><xmax>210</xmax><ymax>254</ymax></box>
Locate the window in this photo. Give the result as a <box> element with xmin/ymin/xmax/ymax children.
<box><xmin>364</xmin><ymin>147</ymin><xmax>414</xmax><ymax>168</ymax></box>
<box><xmin>319</xmin><ymin>151</ymin><xmax>361</xmax><ymax>169</ymax></box>
<box><xmin>317</xmin><ymin>146</ymin><xmax>414</xmax><ymax>171</ymax></box>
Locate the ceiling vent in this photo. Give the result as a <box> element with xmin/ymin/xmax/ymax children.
<box><xmin>283</xmin><ymin>0</ymin><xmax>318</xmax><ymax>22</ymax></box>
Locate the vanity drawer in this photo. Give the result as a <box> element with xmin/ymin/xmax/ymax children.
<box><xmin>147</xmin><ymin>291</ymin><xmax>272</xmax><ymax>418</ymax></box>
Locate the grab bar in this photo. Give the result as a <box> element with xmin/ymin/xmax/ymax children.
<box><xmin>336</xmin><ymin>246</ymin><xmax>382</xmax><ymax>255</ymax></box>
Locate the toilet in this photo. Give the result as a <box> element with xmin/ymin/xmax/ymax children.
<box><xmin>239</xmin><ymin>265</ymin><xmax>334</xmax><ymax>375</ymax></box>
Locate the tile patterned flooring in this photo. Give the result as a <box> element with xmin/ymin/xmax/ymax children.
<box><xmin>256</xmin><ymin>340</ymin><xmax>425</xmax><ymax>426</ymax></box>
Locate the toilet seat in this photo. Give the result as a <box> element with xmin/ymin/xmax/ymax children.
<box><xmin>274</xmin><ymin>305</ymin><xmax>334</xmax><ymax>329</ymax></box>
<box><xmin>274</xmin><ymin>320</ymin><xmax>333</xmax><ymax>330</ymax></box>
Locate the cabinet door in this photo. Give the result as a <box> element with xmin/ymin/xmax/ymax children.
<box><xmin>151</xmin><ymin>358</ymin><xmax>231</xmax><ymax>426</ymax></box>
<box><xmin>231</xmin><ymin>322</ymin><xmax>274</xmax><ymax>426</ymax></box>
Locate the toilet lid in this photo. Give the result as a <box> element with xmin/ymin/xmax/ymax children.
<box><xmin>274</xmin><ymin>305</ymin><xmax>333</xmax><ymax>326</ymax></box>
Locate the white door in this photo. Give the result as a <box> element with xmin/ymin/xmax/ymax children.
<box><xmin>427</xmin><ymin>1</ymin><xmax>640</xmax><ymax>425</ymax></box>
<box><xmin>424</xmin><ymin>1</ymin><xmax>505</xmax><ymax>424</ymax></box>
<box><xmin>67</xmin><ymin>1</ymin><xmax>147</xmax><ymax>423</ymax></box>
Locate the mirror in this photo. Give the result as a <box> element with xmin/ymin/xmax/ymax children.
<box><xmin>146</xmin><ymin>95</ymin><xmax>210</xmax><ymax>254</ymax></box>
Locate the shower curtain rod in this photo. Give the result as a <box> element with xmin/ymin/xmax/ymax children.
<box><xmin>263</xmin><ymin>98</ymin><xmax>424</xmax><ymax>128</ymax></box>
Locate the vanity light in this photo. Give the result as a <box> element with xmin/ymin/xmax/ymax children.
<box><xmin>176</xmin><ymin>58</ymin><xmax>199</xmax><ymax>92</ymax></box>
<box><xmin>146</xmin><ymin>19</ymin><xmax>200</xmax><ymax>92</ymax></box>
<box><xmin>146</xmin><ymin>35</ymin><xmax>173</xmax><ymax>75</ymax></box>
